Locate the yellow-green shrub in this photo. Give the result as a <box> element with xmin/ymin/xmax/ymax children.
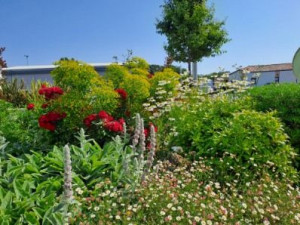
<box><xmin>88</xmin><ymin>77</ymin><xmax>119</xmax><ymax>113</ymax></box>
<box><xmin>103</xmin><ymin>64</ymin><xmax>130</xmax><ymax>88</ymax></box>
<box><xmin>51</xmin><ymin>60</ymin><xmax>98</xmax><ymax>93</ymax></box>
<box><xmin>150</xmin><ymin>68</ymin><xmax>180</xmax><ymax>96</ymax></box>
<box><xmin>124</xmin><ymin>56</ymin><xmax>149</xmax><ymax>71</ymax></box>
<box><xmin>121</xmin><ymin>74</ymin><xmax>150</xmax><ymax>113</ymax></box>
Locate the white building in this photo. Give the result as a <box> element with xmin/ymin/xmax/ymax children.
<box><xmin>229</xmin><ymin>63</ymin><xmax>297</xmax><ymax>86</ymax></box>
<box><xmin>0</xmin><ymin>63</ymin><xmax>111</xmax><ymax>88</ymax></box>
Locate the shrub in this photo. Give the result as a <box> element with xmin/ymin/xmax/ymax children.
<box><xmin>160</xmin><ymin>96</ymin><xmax>296</xmax><ymax>183</ymax></box>
<box><xmin>120</xmin><ymin>74</ymin><xmax>150</xmax><ymax>113</ymax></box>
<box><xmin>27</xmin><ymin>60</ymin><xmax>119</xmax><ymax>143</ymax></box>
<box><xmin>124</xmin><ymin>56</ymin><xmax>149</xmax><ymax>71</ymax></box>
<box><xmin>51</xmin><ymin>60</ymin><xmax>98</xmax><ymax>93</ymax></box>
<box><xmin>0</xmin><ymin>78</ymin><xmax>28</xmax><ymax>107</ymax></box>
<box><xmin>103</xmin><ymin>64</ymin><xmax>130</xmax><ymax>88</ymax></box>
<box><xmin>150</xmin><ymin>68</ymin><xmax>180</xmax><ymax>96</ymax></box>
<box><xmin>248</xmin><ymin>83</ymin><xmax>300</xmax><ymax>169</ymax></box>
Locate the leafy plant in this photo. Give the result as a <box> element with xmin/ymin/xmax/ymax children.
<box><xmin>248</xmin><ymin>83</ymin><xmax>300</xmax><ymax>169</ymax></box>
<box><xmin>0</xmin><ymin>78</ymin><xmax>28</xmax><ymax>107</ymax></box>
<box><xmin>160</xmin><ymin>95</ymin><xmax>297</xmax><ymax>183</ymax></box>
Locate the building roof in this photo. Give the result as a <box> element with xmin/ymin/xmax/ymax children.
<box><xmin>2</xmin><ymin>63</ymin><xmax>113</xmax><ymax>72</ymax></box>
<box><xmin>230</xmin><ymin>63</ymin><xmax>292</xmax><ymax>75</ymax></box>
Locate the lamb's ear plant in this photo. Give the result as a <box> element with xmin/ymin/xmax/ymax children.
<box><xmin>63</xmin><ymin>144</ymin><xmax>73</xmax><ymax>225</ymax></box>
<box><xmin>0</xmin><ymin>135</ymin><xmax>8</xmax><ymax>176</ymax></box>
<box><xmin>141</xmin><ymin>124</ymin><xmax>156</xmax><ymax>182</ymax></box>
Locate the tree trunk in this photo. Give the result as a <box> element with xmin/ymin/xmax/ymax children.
<box><xmin>188</xmin><ymin>61</ymin><xmax>191</xmax><ymax>75</ymax></box>
<box><xmin>192</xmin><ymin>62</ymin><xmax>197</xmax><ymax>80</ymax></box>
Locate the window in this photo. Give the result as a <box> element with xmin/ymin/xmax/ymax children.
<box><xmin>275</xmin><ymin>71</ymin><xmax>280</xmax><ymax>83</ymax></box>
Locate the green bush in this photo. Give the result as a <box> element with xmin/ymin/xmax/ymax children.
<box><xmin>103</xmin><ymin>64</ymin><xmax>130</xmax><ymax>88</ymax></box>
<box><xmin>0</xmin><ymin>130</ymin><xmax>140</xmax><ymax>224</ymax></box>
<box><xmin>0</xmin><ymin>100</ymin><xmax>49</xmax><ymax>156</ymax></box>
<box><xmin>30</xmin><ymin>60</ymin><xmax>119</xmax><ymax>143</ymax></box>
<box><xmin>120</xmin><ymin>74</ymin><xmax>150</xmax><ymax>113</ymax></box>
<box><xmin>248</xmin><ymin>83</ymin><xmax>300</xmax><ymax>169</ymax></box>
<box><xmin>160</xmin><ymin>96</ymin><xmax>296</xmax><ymax>183</ymax></box>
<box><xmin>124</xmin><ymin>56</ymin><xmax>149</xmax><ymax>71</ymax></box>
<box><xmin>0</xmin><ymin>78</ymin><xmax>29</xmax><ymax>107</ymax></box>
<box><xmin>150</xmin><ymin>68</ymin><xmax>180</xmax><ymax>96</ymax></box>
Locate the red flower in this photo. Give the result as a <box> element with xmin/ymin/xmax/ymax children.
<box><xmin>98</xmin><ymin>110</ymin><xmax>114</xmax><ymax>122</ymax></box>
<box><xmin>38</xmin><ymin>112</ymin><xmax>66</xmax><ymax>131</ymax></box>
<box><xmin>119</xmin><ymin>118</ymin><xmax>125</xmax><ymax>125</ymax></box>
<box><xmin>147</xmin><ymin>73</ymin><xmax>154</xmax><ymax>79</ymax></box>
<box><xmin>115</xmin><ymin>88</ymin><xmax>127</xmax><ymax>100</ymax></box>
<box><xmin>39</xmin><ymin>85</ymin><xmax>64</xmax><ymax>100</ymax></box>
<box><xmin>144</xmin><ymin>128</ymin><xmax>149</xmax><ymax>137</ymax></box>
<box><xmin>104</xmin><ymin>121</ymin><xmax>123</xmax><ymax>132</ymax></box>
<box><xmin>41</xmin><ymin>103</ymin><xmax>48</xmax><ymax>109</ymax></box>
<box><xmin>84</xmin><ymin>114</ymin><xmax>98</xmax><ymax>127</ymax></box>
<box><xmin>27</xmin><ymin>103</ymin><xmax>35</xmax><ymax>110</ymax></box>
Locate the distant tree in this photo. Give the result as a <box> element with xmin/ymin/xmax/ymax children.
<box><xmin>149</xmin><ymin>64</ymin><xmax>185</xmax><ymax>74</ymax></box>
<box><xmin>156</xmin><ymin>0</ymin><xmax>230</xmax><ymax>74</ymax></box>
<box><xmin>0</xmin><ymin>47</ymin><xmax>7</xmax><ymax>68</ymax></box>
<box><xmin>58</xmin><ymin>57</ymin><xmax>76</xmax><ymax>62</ymax></box>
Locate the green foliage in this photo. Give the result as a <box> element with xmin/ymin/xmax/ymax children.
<box><xmin>121</xmin><ymin>74</ymin><xmax>150</xmax><ymax>113</ymax></box>
<box><xmin>0</xmin><ymin>152</ymin><xmax>64</xmax><ymax>224</ymax></box>
<box><xmin>156</xmin><ymin>0</ymin><xmax>229</xmax><ymax>66</ymax></box>
<box><xmin>0</xmin><ymin>78</ymin><xmax>28</xmax><ymax>107</ymax></box>
<box><xmin>248</xmin><ymin>83</ymin><xmax>300</xmax><ymax>169</ymax></box>
<box><xmin>150</xmin><ymin>68</ymin><xmax>181</xmax><ymax>96</ymax></box>
<box><xmin>149</xmin><ymin>64</ymin><xmax>186</xmax><ymax>74</ymax></box>
<box><xmin>161</xmin><ymin>96</ymin><xmax>296</xmax><ymax>182</ymax></box>
<box><xmin>51</xmin><ymin>60</ymin><xmax>99</xmax><ymax>93</ymax></box>
<box><xmin>103</xmin><ymin>64</ymin><xmax>129</xmax><ymax>88</ymax></box>
<box><xmin>0</xmin><ymin>129</ymin><xmax>141</xmax><ymax>224</ymax></box>
<box><xmin>0</xmin><ymin>100</ymin><xmax>47</xmax><ymax>156</ymax></box>
<box><xmin>43</xmin><ymin>60</ymin><xmax>118</xmax><ymax>141</ymax></box>
<box><xmin>124</xmin><ymin>56</ymin><xmax>149</xmax><ymax>71</ymax></box>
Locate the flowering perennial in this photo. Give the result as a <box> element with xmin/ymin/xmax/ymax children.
<box><xmin>39</xmin><ymin>111</ymin><xmax>67</xmax><ymax>131</ymax></box>
<box><xmin>83</xmin><ymin>114</ymin><xmax>98</xmax><ymax>127</ymax></box>
<box><xmin>38</xmin><ymin>84</ymin><xmax>64</xmax><ymax>100</ymax></box>
<box><xmin>27</xmin><ymin>103</ymin><xmax>35</xmax><ymax>110</ymax></box>
<box><xmin>115</xmin><ymin>88</ymin><xmax>128</xmax><ymax>100</ymax></box>
<box><xmin>84</xmin><ymin>110</ymin><xmax>125</xmax><ymax>133</ymax></box>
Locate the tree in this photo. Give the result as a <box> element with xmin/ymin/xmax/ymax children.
<box><xmin>0</xmin><ymin>47</ymin><xmax>7</xmax><ymax>68</ymax></box>
<box><xmin>156</xmin><ymin>0</ymin><xmax>229</xmax><ymax>75</ymax></box>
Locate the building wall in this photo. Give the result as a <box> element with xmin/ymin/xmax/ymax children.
<box><xmin>2</xmin><ymin>66</ymin><xmax>107</xmax><ymax>88</ymax></box>
<box><xmin>229</xmin><ymin>70</ymin><xmax>297</xmax><ymax>86</ymax></box>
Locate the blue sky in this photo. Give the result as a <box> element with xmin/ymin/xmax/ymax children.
<box><xmin>1</xmin><ymin>0</ymin><xmax>300</xmax><ymax>74</ymax></box>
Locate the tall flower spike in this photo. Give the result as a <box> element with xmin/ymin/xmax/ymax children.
<box><xmin>123</xmin><ymin>121</ymin><xmax>127</xmax><ymax>141</ymax></box>
<box><xmin>141</xmin><ymin>124</ymin><xmax>156</xmax><ymax>182</ymax></box>
<box><xmin>132</xmin><ymin>113</ymin><xmax>141</xmax><ymax>152</ymax></box>
<box><xmin>63</xmin><ymin>144</ymin><xmax>73</xmax><ymax>202</ymax></box>
<box><xmin>138</xmin><ymin>118</ymin><xmax>146</xmax><ymax>163</ymax></box>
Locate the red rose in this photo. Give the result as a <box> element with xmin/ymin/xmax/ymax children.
<box><xmin>27</xmin><ymin>103</ymin><xmax>35</xmax><ymax>110</ymax></box>
<box><xmin>119</xmin><ymin>118</ymin><xmax>125</xmax><ymax>125</ymax></box>
<box><xmin>144</xmin><ymin>128</ymin><xmax>149</xmax><ymax>137</ymax></box>
<box><xmin>38</xmin><ymin>112</ymin><xmax>66</xmax><ymax>131</ymax></box>
<box><xmin>42</xmin><ymin>103</ymin><xmax>48</xmax><ymax>109</ymax></box>
<box><xmin>39</xmin><ymin>85</ymin><xmax>64</xmax><ymax>100</ymax></box>
<box><xmin>115</xmin><ymin>88</ymin><xmax>127</xmax><ymax>100</ymax></box>
<box><xmin>104</xmin><ymin>121</ymin><xmax>123</xmax><ymax>132</ymax></box>
<box><xmin>98</xmin><ymin>110</ymin><xmax>114</xmax><ymax>122</ymax></box>
<box><xmin>83</xmin><ymin>114</ymin><xmax>98</xmax><ymax>127</ymax></box>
